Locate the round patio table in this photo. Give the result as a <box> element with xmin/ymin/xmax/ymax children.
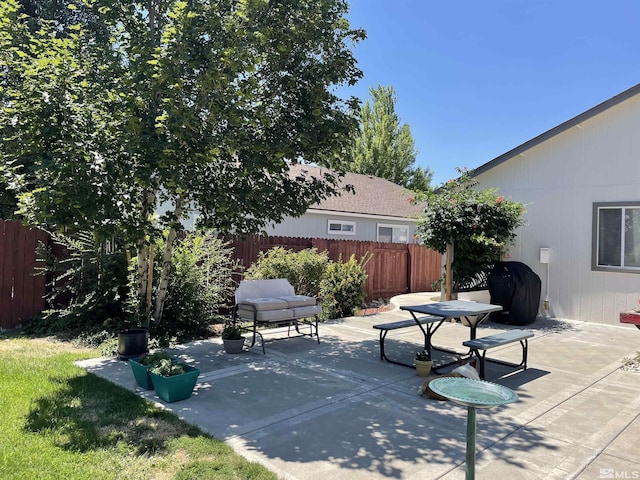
<box><xmin>429</xmin><ymin>377</ymin><xmax>518</xmax><ymax>480</ymax></box>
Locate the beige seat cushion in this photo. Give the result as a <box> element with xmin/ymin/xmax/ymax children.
<box><xmin>237</xmin><ymin>306</ymin><xmax>294</xmax><ymax>322</ymax></box>
<box><xmin>239</xmin><ymin>297</ymin><xmax>289</xmax><ymax>311</ymax></box>
<box><xmin>278</xmin><ymin>295</ymin><xmax>316</xmax><ymax>308</ymax></box>
<box><xmin>291</xmin><ymin>305</ymin><xmax>322</xmax><ymax>318</ymax></box>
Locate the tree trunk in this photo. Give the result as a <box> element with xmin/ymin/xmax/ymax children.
<box><xmin>445</xmin><ymin>242</ymin><xmax>453</xmax><ymax>301</ymax></box>
<box><xmin>135</xmin><ymin>188</ymin><xmax>156</xmax><ymax>327</ymax></box>
<box><xmin>153</xmin><ymin>197</ymin><xmax>184</xmax><ymax>323</ymax></box>
<box><xmin>136</xmin><ymin>239</ymin><xmax>149</xmax><ymax>320</ymax></box>
<box><xmin>145</xmin><ymin>244</ymin><xmax>155</xmax><ymax>328</ymax></box>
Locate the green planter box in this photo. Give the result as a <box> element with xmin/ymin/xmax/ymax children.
<box><xmin>149</xmin><ymin>365</ymin><xmax>200</xmax><ymax>403</ymax></box>
<box><xmin>129</xmin><ymin>356</ymin><xmax>179</xmax><ymax>390</ymax></box>
<box><xmin>129</xmin><ymin>357</ymin><xmax>154</xmax><ymax>390</ymax></box>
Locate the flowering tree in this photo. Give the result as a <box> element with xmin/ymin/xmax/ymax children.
<box><xmin>415</xmin><ymin>168</ymin><xmax>525</xmax><ymax>298</ymax></box>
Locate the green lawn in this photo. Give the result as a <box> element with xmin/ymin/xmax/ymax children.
<box><xmin>0</xmin><ymin>337</ymin><xmax>278</xmax><ymax>480</ymax></box>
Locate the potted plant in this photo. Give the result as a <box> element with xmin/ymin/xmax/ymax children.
<box><xmin>129</xmin><ymin>350</ymin><xmax>172</xmax><ymax>390</ymax></box>
<box><xmin>414</xmin><ymin>350</ymin><xmax>433</xmax><ymax>377</ymax></box>
<box><xmin>148</xmin><ymin>358</ymin><xmax>200</xmax><ymax>403</ymax></box>
<box><xmin>221</xmin><ymin>321</ymin><xmax>245</xmax><ymax>354</ymax></box>
<box><xmin>118</xmin><ymin>327</ymin><xmax>149</xmax><ymax>360</ymax></box>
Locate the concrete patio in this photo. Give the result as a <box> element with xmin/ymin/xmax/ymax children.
<box><xmin>77</xmin><ymin>293</ymin><xmax>640</xmax><ymax>480</ymax></box>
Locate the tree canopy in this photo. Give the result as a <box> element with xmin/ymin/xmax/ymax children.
<box><xmin>415</xmin><ymin>168</ymin><xmax>525</xmax><ymax>293</ymax></box>
<box><xmin>348</xmin><ymin>85</ymin><xmax>432</xmax><ymax>191</ymax></box>
<box><xmin>0</xmin><ymin>0</ymin><xmax>365</xmax><ymax>324</ymax></box>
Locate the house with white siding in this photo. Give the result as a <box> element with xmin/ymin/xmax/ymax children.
<box><xmin>263</xmin><ymin>164</ymin><xmax>424</xmax><ymax>243</ymax></box>
<box><xmin>472</xmin><ymin>83</ymin><xmax>640</xmax><ymax>326</ymax></box>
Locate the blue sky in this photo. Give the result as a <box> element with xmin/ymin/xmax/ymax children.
<box><xmin>341</xmin><ymin>0</ymin><xmax>640</xmax><ymax>186</ymax></box>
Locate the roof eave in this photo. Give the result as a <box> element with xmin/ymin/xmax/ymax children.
<box><xmin>306</xmin><ymin>208</ymin><xmax>422</xmax><ymax>223</ymax></box>
<box><xmin>472</xmin><ymin>82</ymin><xmax>640</xmax><ymax>177</ymax></box>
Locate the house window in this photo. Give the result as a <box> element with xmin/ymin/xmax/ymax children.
<box><xmin>593</xmin><ymin>202</ymin><xmax>640</xmax><ymax>272</ymax></box>
<box><xmin>377</xmin><ymin>224</ymin><xmax>409</xmax><ymax>243</ymax></box>
<box><xmin>328</xmin><ymin>220</ymin><xmax>356</xmax><ymax>236</ymax></box>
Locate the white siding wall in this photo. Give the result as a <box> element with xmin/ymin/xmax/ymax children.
<box><xmin>263</xmin><ymin>211</ymin><xmax>419</xmax><ymax>243</ymax></box>
<box><xmin>475</xmin><ymin>94</ymin><xmax>640</xmax><ymax>325</ymax></box>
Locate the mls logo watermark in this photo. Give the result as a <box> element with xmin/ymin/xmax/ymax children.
<box><xmin>600</xmin><ymin>468</ymin><xmax>640</xmax><ymax>479</ymax></box>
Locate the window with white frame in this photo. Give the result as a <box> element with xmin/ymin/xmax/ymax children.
<box><xmin>327</xmin><ymin>219</ymin><xmax>356</xmax><ymax>235</ymax></box>
<box><xmin>377</xmin><ymin>223</ymin><xmax>409</xmax><ymax>243</ymax></box>
<box><xmin>593</xmin><ymin>202</ymin><xmax>640</xmax><ymax>272</ymax></box>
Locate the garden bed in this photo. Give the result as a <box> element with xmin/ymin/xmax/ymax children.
<box><xmin>357</xmin><ymin>299</ymin><xmax>392</xmax><ymax>316</ymax></box>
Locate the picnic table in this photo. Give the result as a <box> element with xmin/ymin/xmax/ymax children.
<box><xmin>373</xmin><ymin>300</ymin><xmax>498</xmax><ymax>369</ymax></box>
<box><xmin>401</xmin><ymin>300</ymin><xmax>502</xmax><ymax>346</ymax></box>
<box><xmin>398</xmin><ymin>300</ymin><xmax>532</xmax><ymax>378</ymax></box>
<box><xmin>399</xmin><ymin>300</ymin><xmax>501</xmax><ymax>370</ymax></box>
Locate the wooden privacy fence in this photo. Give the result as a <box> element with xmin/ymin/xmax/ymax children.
<box><xmin>0</xmin><ymin>224</ymin><xmax>442</xmax><ymax>329</ymax></box>
<box><xmin>0</xmin><ymin>220</ymin><xmax>48</xmax><ymax>329</ymax></box>
<box><xmin>228</xmin><ymin>235</ymin><xmax>442</xmax><ymax>301</ymax></box>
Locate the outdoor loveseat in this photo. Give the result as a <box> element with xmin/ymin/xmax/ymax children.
<box><xmin>232</xmin><ymin>278</ymin><xmax>322</xmax><ymax>353</ymax></box>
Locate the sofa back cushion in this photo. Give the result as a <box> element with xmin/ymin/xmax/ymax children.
<box><xmin>235</xmin><ymin>279</ymin><xmax>295</xmax><ymax>304</ymax></box>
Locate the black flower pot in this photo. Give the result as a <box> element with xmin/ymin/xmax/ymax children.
<box><xmin>118</xmin><ymin>328</ymin><xmax>149</xmax><ymax>360</ymax></box>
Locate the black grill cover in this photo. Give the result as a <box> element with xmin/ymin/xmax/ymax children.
<box><xmin>488</xmin><ymin>261</ymin><xmax>541</xmax><ymax>325</ymax></box>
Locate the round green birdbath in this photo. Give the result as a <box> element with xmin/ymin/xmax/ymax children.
<box><xmin>429</xmin><ymin>377</ymin><xmax>518</xmax><ymax>480</ymax></box>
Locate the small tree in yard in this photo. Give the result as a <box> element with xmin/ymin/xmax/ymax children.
<box><xmin>0</xmin><ymin>0</ymin><xmax>365</xmax><ymax>328</ymax></box>
<box><xmin>415</xmin><ymin>168</ymin><xmax>525</xmax><ymax>299</ymax></box>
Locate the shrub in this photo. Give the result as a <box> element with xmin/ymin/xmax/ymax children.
<box><xmin>245</xmin><ymin>247</ymin><xmax>369</xmax><ymax>320</ymax></box>
<box><xmin>150</xmin><ymin>358</ymin><xmax>187</xmax><ymax>377</ymax></box>
<box><xmin>24</xmin><ymin>229</ymin><xmax>239</xmax><ymax>347</ymax></box>
<box><xmin>24</xmin><ymin>231</ymin><xmax>132</xmax><ymax>338</ymax></box>
<box><xmin>244</xmin><ymin>247</ymin><xmax>329</xmax><ymax>297</ymax></box>
<box><xmin>138</xmin><ymin>350</ymin><xmax>172</xmax><ymax>366</ymax></box>
<box><xmin>153</xmin><ymin>232</ymin><xmax>240</xmax><ymax>344</ymax></box>
<box><xmin>415</xmin><ymin>350</ymin><xmax>431</xmax><ymax>361</ymax></box>
<box><xmin>319</xmin><ymin>253</ymin><xmax>370</xmax><ymax>319</ymax></box>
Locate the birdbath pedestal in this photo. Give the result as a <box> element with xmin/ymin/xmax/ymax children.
<box><xmin>429</xmin><ymin>377</ymin><xmax>519</xmax><ymax>480</ymax></box>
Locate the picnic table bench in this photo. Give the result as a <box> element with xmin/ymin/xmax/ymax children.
<box><xmin>373</xmin><ymin>315</ymin><xmax>443</xmax><ymax>367</ymax></box>
<box><xmin>463</xmin><ymin>329</ymin><xmax>533</xmax><ymax>379</ymax></box>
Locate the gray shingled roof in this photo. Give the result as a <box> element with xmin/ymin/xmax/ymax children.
<box><xmin>289</xmin><ymin>164</ymin><xmax>424</xmax><ymax>219</ymax></box>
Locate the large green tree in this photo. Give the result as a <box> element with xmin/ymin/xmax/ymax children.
<box><xmin>349</xmin><ymin>85</ymin><xmax>432</xmax><ymax>191</ymax></box>
<box><xmin>0</xmin><ymin>0</ymin><xmax>365</xmax><ymax>325</ymax></box>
